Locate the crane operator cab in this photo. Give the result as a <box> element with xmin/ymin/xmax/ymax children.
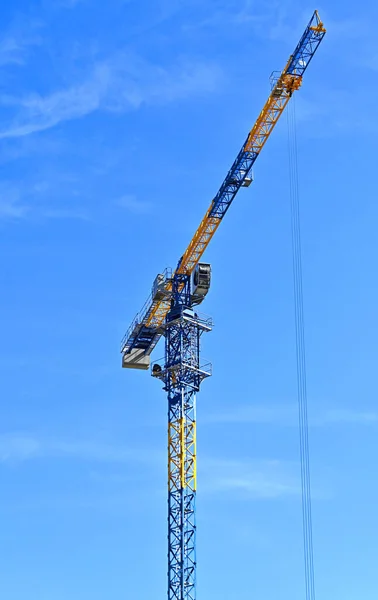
<box><xmin>191</xmin><ymin>263</ymin><xmax>211</xmax><ymax>306</ymax></box>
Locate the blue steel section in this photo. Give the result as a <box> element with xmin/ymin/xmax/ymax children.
<box><xmin>154</xmin><ymin>303</ymin><xmax>212</xmax><ymax>600</ymax></box>
<box><xmin>207</xmin><ymin>10</ymin><xmax>324</xmax><ymax>225</ymax></box>
<box><xmin>120</xmin><ymin>294</ymin><xmax>160</xmax><ymax>354</ymax></box>
<box><xmin>209</xmin><ymin>135</ymin><xmax>256</xmax><ymax>220</ymax></box>
<box><xmin>120</xmin><ymin>10</ymin><xmax>325</xmax><ymax>361</ymax></box>
<box><xmin>171</xmin><ymin>273</ymin><xmax>191</xmax><ymax>308</ymax></box>
<box><xmin>120</xmin><ymin>14</ymin><xmax>326</xmax><ymax>600</ymax></box>
<box><xmin>120</xmin><ymin>269</ymin><xmax>173</xmax><ymax>356</ymax></box>
<box><xmin>286</xmin><ymin>11</ymin><xmax>326</xmax><ymax>76</ymax></box>
<box><xmin>167</xmin><ymin>385</ymin><xmax>196</xmax><ymax>600</ymax></box>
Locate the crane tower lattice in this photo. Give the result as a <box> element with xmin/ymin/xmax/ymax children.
<box><xmin>120</xmin><ymin>11</ymin><xmax>326</xmax><ymax>600</ymax></box>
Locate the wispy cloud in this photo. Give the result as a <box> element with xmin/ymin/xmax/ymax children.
<box><xmin>0</xmin><ymin>434</ymin><xmax>301</xmax><ymax>501</ymax></box>
<box><xmin>0</xmin><ymin>434</ymin><xmax>326</xmax><ymax>503</ymax></box>
<box><xmin>117</xmin><ymin>194</ymin><xmax>153</xmax><ymax>215</ymax></box>
<box><xmin>204</xmin><ymin>405</ymin><xmax>296</xmax><ymax>425</ymax></box>
<box><xmin>0</xmin><ymin>434</ymin><xmax>41</xmax><ymax>463</ymax></box>
<box><xmin>0</xmin><ymin>198</ymin><xmax>29</xmax><ymax>219</ymax></box>
<box><xmin>40</xmin><ymin>207</ymin><xmax>90</xmax><ymax>220</ymax></box>
<box><xmin>0</xmin><ymin>19</ymin><xmax>42</xmax><ymax>67</ymax></box>
<box><xmin>200</xmin><ymin>458</ymin><xmax>299</xmax><ymax>499</ymax></box>
<box><xmin>50</xmin><ymin>440</ymin><xmax>137</xmax><ymax>462</ymax></box>
<box><xmin>182</xmin><ymin>0</ymin><xmax>284</xmax><ymax>38</ymax></box>
<box><xmin>0</xmin><ymin>53</ymin><xmax>223</xmax><ymax>139</ymax></box>
<box><xmin>0</xmin><ymin>37</ymin><xmax>28</xmax><ymax>67</ymax></box>
<box><xmin>0</xmin><ymin>180</ymin><xmax>89</xmax><ymax>222</ymax></box>
<box><xmin>57</xmin><ymin>0</ymin><xmax>87</xmax><ymax>7</ymax></box>
<box><xmin>0</xmin><ymin>182</ymin><xmax>30</xmax><ymax>219</ymax></box>
<box><xmin>0</xmin><ymin>433</ymin><xmax>148</xmax><ymax>465</ymax></box>
<box><xmin>318</xmin><ymin>409</ymin><xmax>378</xmax><ymax>425</ymax></box>
<box><xmin>204</xmin><ymin>404</ymin><xmax>378</xmax><ymax>427</ymax></box>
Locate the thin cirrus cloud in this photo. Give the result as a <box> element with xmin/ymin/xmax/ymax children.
<box><xmin>117</xmin><ymin>194</ymin><xmax>153</xmax><ymax>215</ymax></box>
<box><xmin>0</xmin><ymin>433</ymin><xmax>153</xmax><ymax>465</ymax></box>
<box><xmin>204</xmin><ymin>404</ymin><xmax>378</xmax><ymax>426</ymax></box>
<box><xmin>0</xmin><ymin>433</ymin><xmax>299</xmax><ymax>500</ymax></box>
<box><xmin>0</xmin><ymin>197</ymin><xmax>29</xmax><ymax>219</ymax></box>
<box><xmin>200</xmin><ymin>458</ymin><xmax>300</xmax><ymax>499</ymax></box>
<box><xmin>57</xmin><ymin>0</ymin><xmax>87</xmax><ymax>7</ymax></box>
<box><xmin>0</xmin><ymin>54</ymin><xmax>223</xmax><ymax>140</ymax></box>
<box><xmin>0</xmin><ymin>36</ymin><xmax>29</xmax><ymax>67</ymax></box>
<box><xmin>0</xmin><ymin>180</ymin><xmax>89</xmax><ymax>221</ymax></box>
<box><xmin>0</xmin><ymin>27</ymin><xmax>42</xmax><ymax>68</ymax></box>
<box><xmin>0</xmin><ymin>183</ymin><xmax>30</xmax><ymax>219</ymax></box>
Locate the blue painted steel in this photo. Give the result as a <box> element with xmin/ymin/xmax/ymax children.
<box><xmin>121</xmin><ymin>11</ymin><xmax>325</xmax><ymax>360</ymax></box>
<box><xmin>157</xmin><ymin>302</ymin><xmax>212</xmax><ymax>600</ymax></box>
<box><xmin>121</xmin><ymin>13</ymin><xmax>326</xmax><ymax>600</ymax></box>
<box><xmin>208</xmin><ymin>135</ymin><xmax>256</xmax><ymax>220</ymax></box>
<box><xmin>172</xmin><ymin>273</ymin><xmax>191</xmax><ymax>308</ymax></box>
<box><xmin>204</xmin><ymin>12</ymin><xmax>325</xmax><ymax>226</ymax></box>
<box><xmin>167</xmin><ymin>369</ymin><xmax>197</xmax><ymax>600</ymax></box>
<box><xmin>287</xmin><ymin>12</ymin><xmax>326</xmax><ymax>77</ymax></box>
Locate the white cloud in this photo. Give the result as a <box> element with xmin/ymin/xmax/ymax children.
<box><xmin>204</xmin><ymin>404</ymin><xmax>378</xmax><ymax>427</ymax></box>
<box><xmin>200</xmin><ymin>458</ymin><xmax>299</xmax><ymax>499</ymax></box>
<box><xmin>0</xmin><ymin>198</ymin><xmax>29</xmax><ymax>219</ymax></box>
<box><xmin>0</xmin><ymin>37</ymin><xmax>27</xmax><ymax>67</ymax></box>
<box><xmin>0</xmin><ymin>183</ymin><xmax>30</xmax><ymax>219</ymax></box>
<box><xmin>50</xmin><ymin>440</ymin><xmax>136</xmax><ymax>462</ymax></box>
<box><xmin>0</xmin><ymin>434</ymin><xmax>41</xmax><ymax>462</ymax></box>
<box><xmin>0</xmin><ymin>54</ymin><xmax>223</xmax><ymax>139</ymax></box>
<box><xmin>0</xmin><ymin>434</ymin><xmax>300</xmax><ymax>500</ymax></box>
<box><xmin>0</xmin><ymin>433</ymin><xmax>154</xmax><ymax>465</ymax></box>
<box><xmin>0</xmin><ymin>180</ymin><xmax>89</xmax><ymax>221</ymax></box>
<box><xmin>319</xmin><ymin>409</ymin><xmax>378</xmax><ymax>425</ymax></box>
<box><xmin>0</xmin><ymin>20</ymin><xmax>42</xmax><ymax>67</ymax></box>
<box><xmin>117</xmin><ymin>194</ymin><xmax>153</xmax><ymax>215</ymax></box>
<box><xmin>40</xmin><ymin>207</ymin><xmax>90</xmax><ymax>220</ymax></box>
<box><xmin>204</xmin><ymin>404</ymin><xmax>296</xmax><ymax>425</ymax></box>
<box><xmin>58</xmin><ymin>0</ymin><xmax>87</xmax><ymax>6</ymax></box>
<box><xmin>182</xmin><ymin>0</ymin><xmax>282</xmax><ymax>37</ymax></box>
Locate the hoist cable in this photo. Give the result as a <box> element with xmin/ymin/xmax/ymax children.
<box><xmin>287</xmin><ymin>98</ymin><xmax>316</xmax><ymax>600</ymax></box>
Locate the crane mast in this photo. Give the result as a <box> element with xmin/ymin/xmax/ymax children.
<box><xmin>121</xmin><ymin>11</ymin><xmax>325</xmax><ymax>600</ymax></box>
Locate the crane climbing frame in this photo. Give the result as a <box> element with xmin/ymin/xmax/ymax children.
<box><xmin>120</xmin><ymin>10</ymin><xmax>326</xmax><ymax>600</ymax></box>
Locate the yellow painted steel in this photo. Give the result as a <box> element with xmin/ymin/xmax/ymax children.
<box><xmin>245</xmin><ymin>86</ymin><xmax>295</xmax><ymax>153</ymax></box>
<box><xmin>168</xmin><ymin>419</ymin><xmax>181</xmax><ymax>492</ymax></box>
<box><xmin>180</xmin><ymin>417</ymin><xmax>185</xmax><ymax>487</ymax></box>
<box><xmin>168</xmin><ymin>417</ymin><xmax>196</xmax><ymax>492</ymax></box>
<box><xmin>176</xmin><ymin>58</ymin><xmax>310</xmax><ymax>278</ymax></box>
<box><xmin>176</xmin><ymin>89</ymin><xmax>296</xmax><ymax>278</ymax></box>
<box><xmin>310</xmin><ymin>10</ymin><xmax>325</xmax><ymax>33</ymax></box>
<box><xmin>188</xmin><ymin>420</ymin><xmax>196</xmax><ymax>492</ymax></box>
<box><xmin>140</xmin><ymin>15</ymin><xmax>326</xmax><ymax>330</ymax></box>
<box><xmin>145</xmin><ymin>296</ymin><xmax>171</xmax><ymax>328</ymax></box>
<box><xmin>176</xmin><ymin>208</ymin><xmax>221</xmax><ymax>276</ymax></box>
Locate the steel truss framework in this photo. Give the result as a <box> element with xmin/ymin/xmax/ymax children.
<box><xmin>121</xmin><ymin>11</ymin><xmax>326</xmax><ymax>600</ymax></box>
<box><xmin>153</xmin><ymin>289</ymin><xmax>212</xmax><ymax>600</ymax></box>
<box><xmin>120</xmin><ymin>11</ymin><xmax>326</xmax><ymax>359</ymax></box>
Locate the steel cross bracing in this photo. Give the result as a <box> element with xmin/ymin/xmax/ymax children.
<box><xmin>120</xmin><ymin>10</ymin><xmax>325</xmax><ymax>358</ymax></box>
<box><xmin>153</xmin><ymin>300</ymin><xmax>212</xmax><ymax>600</ymax></box>
<box><xmin>120</xmin><ymin>10</ymin><xmax>326</xmax><ymax>600</ymax></box>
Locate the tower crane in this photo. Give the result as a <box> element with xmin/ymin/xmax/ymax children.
<box><xmin>120</xmin><ymin>11</ymin><xmax>326</xmax><ymax>600</ymax></box>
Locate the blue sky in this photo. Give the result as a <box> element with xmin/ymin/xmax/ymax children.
<box><xmin>1</xmin><ymin>0</ymin><xmax>377</xmax><ymax>598</ymax></box>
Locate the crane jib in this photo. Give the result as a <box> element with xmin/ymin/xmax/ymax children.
<box><xmin>121</xmin><ymin>10</ymin><xmax>326</xmax><ymax>362</ymax></box>
<box><xmin>208</xmin><ymin>139</ymin><xmax>258</xmax><ymax>220</ymax></box>
<box><xmin>286</xmin><ymin>10</ymin><xmax>326</xmax><ymax>76</ymax></box>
